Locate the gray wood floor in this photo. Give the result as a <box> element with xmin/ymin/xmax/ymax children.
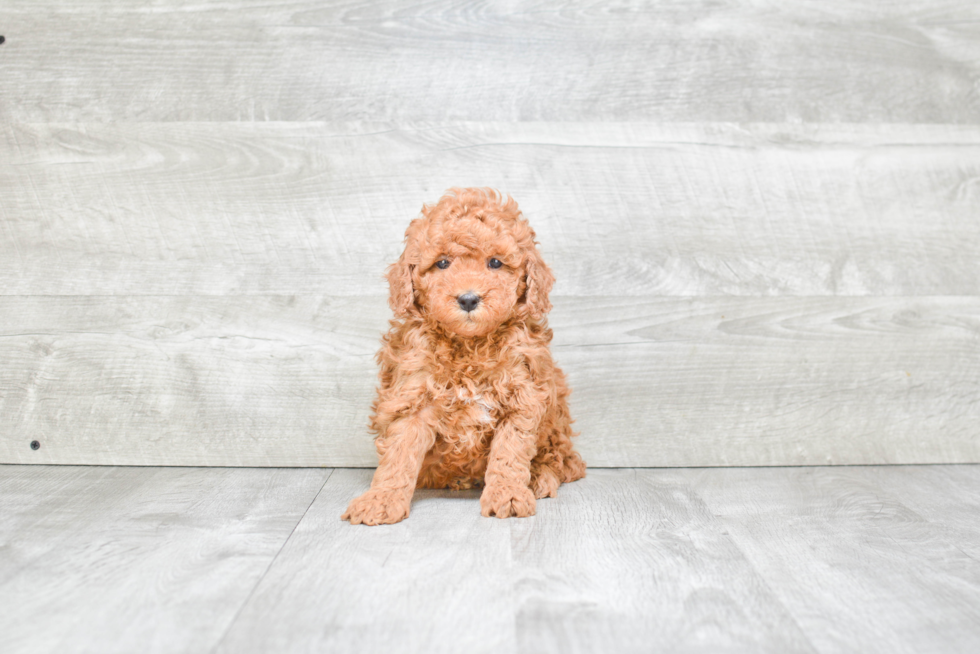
<box><xmin>2</xmin><ymin>464</ymin><xmax>978</xmax><ymax>654</ymax></box>
<box><xmin>2</xmin><ymin>1</ymin><xmax>979</xmax><ymax>467</ymax></box>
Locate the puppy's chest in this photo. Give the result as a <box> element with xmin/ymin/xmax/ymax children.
<box><xmin>444</xmin><ymin>385</ymin><xmax>499</xmax><ymax>428</ymax></box>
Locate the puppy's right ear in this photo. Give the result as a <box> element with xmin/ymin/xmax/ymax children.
<box><xmin>385</xmin><ymin>252</ymin><xmax>416</xmax><ymax>317</ymax></box>
<box><xmin>386</xmin><ymin>221</ymin><xmax>421</xmax><ymax>317</ymax></box>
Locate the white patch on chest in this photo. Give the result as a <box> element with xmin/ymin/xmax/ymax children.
<box><xmin>454</xmin><ymin>387</ymin><xmax>496</xmax><ymax>424</ymax></box>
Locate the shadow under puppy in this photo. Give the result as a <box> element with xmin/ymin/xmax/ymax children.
<box><xmin>343</xmin><ymin>188</ymin><xmax>586</xmax><ymax>525</ymax></box>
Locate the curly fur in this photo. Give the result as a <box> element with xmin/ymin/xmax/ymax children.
<box><xmin>342</xmin><ymin>188</ymin><xmax>586</xmax><ymax>525</ymax></box>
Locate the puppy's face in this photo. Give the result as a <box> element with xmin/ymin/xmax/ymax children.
<box><xmin>414</xmin><ymin>218</ymin><xmax>524</xmax><ymax>337</ymax></box>
<box><xmin>387</xmin><ymin>189</ymin><xmax>555</xmax><ymax>336</ymax></box>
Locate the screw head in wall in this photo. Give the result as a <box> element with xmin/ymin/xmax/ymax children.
<box><xmin>30</xmin><ymin>440</ymin><xmax>40</xmax><ymax>450</ymax></box>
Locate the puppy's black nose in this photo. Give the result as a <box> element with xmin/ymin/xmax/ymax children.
<box><xmin>457</xmin><ymin>292</ymin><xmax>480</xmax><ymax>313</ymax></box>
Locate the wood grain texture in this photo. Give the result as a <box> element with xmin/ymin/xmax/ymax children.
<box><xmin>865</xmin><ymin>465</ymin><xmax>980</xmax><ymax>560</ymax></box>
<box><xmin>215</xmin><ymin>468</ymin><xmax>814</xmax><ymax>654</ymax></box>
<box><xmin>3</xmin><ymin>122</ymin><xmax>979</xmax><ymax>297</ymax></box>
<box><xmin>507</xmin><ymin>469</ymin><xmax>815</xmax><ymax>653</ymax></box>
<box><xmin>219</xmin><ymin>467</ymin><xmax>980</xmax><ymax>653</ymax></box>
<box><xmin>0</xmin><ymin>465</ymin><xmax>331</xmax><ymax>654</ymax></box>
<box><xmin>554</xmin><ymin>295</ymin><xmax>980</xmax><ymax>466</ymax></box>
<box><xmin>212</xmin><ymin>468</ymin><xmax>520</xmax><ymax>653</ymax></box>
<box><xmin>1</xmin><ymin>295</ymin><xmax>976</xmax><ymax>466</ymax></box>
<box><xmin>1</xmin><ymin>1</ymin><xmax>979</xmax><ymax>123</ymax></box>
<box><xmin>0</xmin><ymin>295</ymin><xmax>384</xmax><ymax>466</ymax></box>
<box><xmin>4</xmin><ymin>465</ymin><xmax>978</xmax><ymax>653</ymax></box>
<box><xmin>692</xmin><ymin>466</ymin><xmax>980</xmax><ymax>653</ymax></box>
<box><xmin>3</xmin><ymin>0</ymin><xmax>979</xmax><ymax>469</ymax></box>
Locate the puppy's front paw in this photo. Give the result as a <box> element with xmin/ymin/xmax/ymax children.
<box><xmin>480</xmin><ymin>483</ymin><xmax>536</xmax><ymax>518</ymax></box>
<box><xmin>342</xmin><ymin>489</ymin><xmax>410</xmax><ymax>526</ymax></box>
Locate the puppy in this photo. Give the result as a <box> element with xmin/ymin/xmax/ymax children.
<box><xmin>342</xmin><ymin>188</ymin><xmax>585</xmax><ymax>525</ymax></box>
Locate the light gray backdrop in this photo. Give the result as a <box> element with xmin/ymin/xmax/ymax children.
<box><xmin>1</xmin><ymin>1</ymin><xmax>978</xmax><ymax>466</ymax></box>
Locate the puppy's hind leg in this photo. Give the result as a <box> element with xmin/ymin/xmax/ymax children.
<box><xmin>530</xmin><ymin>447</ymin><xmax>586</xmax><ymax>498</ymax></box>
<box><xmin>529</xmin><ymin>451</ymin><xmax>564</xmax><ymax>499</ymax></box>
<box><xmin>560</xmin><ymin>450</ymin><xmax>587</xmax><ymax>483</ymax></box>
<box><xmin>530</xmin><ymin>463</ymin><xmax>562</xmax><ymax>499</ymax></box>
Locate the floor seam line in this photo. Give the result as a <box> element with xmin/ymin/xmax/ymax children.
<box><xmin>693</xmin><ymin>478</ymin><xmax>822</xmax><ymax>654</ymax></box>
<box><xmin>208</xmin><ymin>468</ymin><xmax>335</xmax><ymax>654</ymax></box>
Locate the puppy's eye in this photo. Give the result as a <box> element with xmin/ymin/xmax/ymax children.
<box><xmin>435</xmin><ymin>259</ymin><xmax>451</xmax><ymax>270</ymax></box>
<box><xmin>488</xmin><ymin>258</ymin><xmax>503</xmax><ymax>269</ymax></box>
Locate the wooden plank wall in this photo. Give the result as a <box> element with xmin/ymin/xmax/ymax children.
<box><xmin>1</xmin><ymin>1</ymin><xmax>978</xmax><ymax>467</ymax></box>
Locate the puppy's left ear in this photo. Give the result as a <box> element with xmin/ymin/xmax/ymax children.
<box><xmin>522</xmin><ymin>244</ymin><xmax>555</xmax><ymax>321</ymax></box>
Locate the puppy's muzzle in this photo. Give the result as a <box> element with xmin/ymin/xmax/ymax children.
<box><xmin>457</xmin><ymin>292</ymin><xmax>481</xmax><ymax>313</ymax></box>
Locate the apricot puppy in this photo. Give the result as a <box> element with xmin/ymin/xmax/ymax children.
<box><xmin>342</xmin><ymin>188</ymin><xmax>586</xmax><ymax>525</ymax></box>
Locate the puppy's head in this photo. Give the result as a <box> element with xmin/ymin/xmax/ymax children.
<box><xmin>387</xmin><ymin>188</ymin><xmax>554</xmax><ymax>337</ymax></box>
